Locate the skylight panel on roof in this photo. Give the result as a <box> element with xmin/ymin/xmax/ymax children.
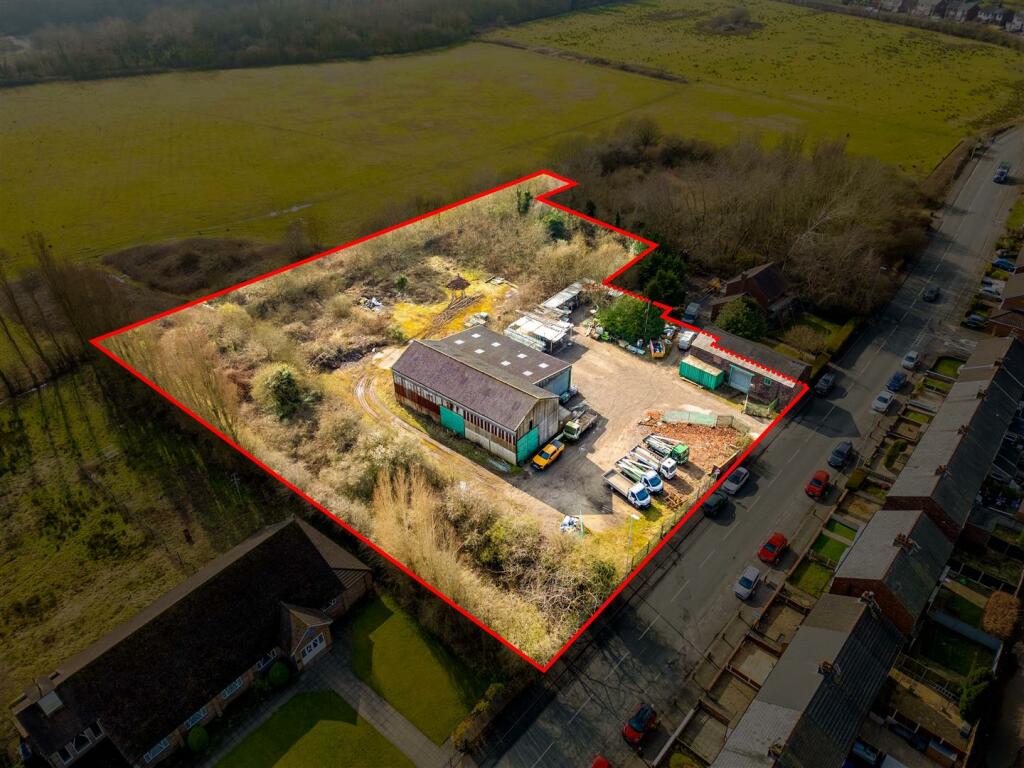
<box><xmin>501</xmin><ymin>361</ymin><xmax>510</xmax><ymax>366</ymax></box>
<box><xmin>491</xmin><ymin>341</ymin><xmax>501</xmax><ymax>347</ymax></box>
<box><xmin>539</xmin><ymin>363</ymin><xmax>549</xmax><ymax>369</ymax></box>
<box><xmin>471</xmin><ymin>333</ymin><xmax>481</xmax><ymax>338</ymax></box>
<box><xmin>523</xmin><ymin>370</ymin><xmax>533</xmax><ymax>376</ymax></box>
<box><xmin>517</xmin><ymin>353</ymin><xmax>527</xmax><ymax>359</ymax></box>
<box><xmin>454</xmin><ymin>339</ymin><xmax>464</xmax><ymax>345</ymax></box>
<box><xmin>475</xmin><ymin>349</ymin><xmax>484</xmax><ymax>354</ymax></box>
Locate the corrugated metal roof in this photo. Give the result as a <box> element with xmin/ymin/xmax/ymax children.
<box><xmin>694</xmin><ymin>327</ymin><xmax>809</xmax><ymax>384</ymax></box>
<box><xmin>392</xmin><ymin>328</ymin><xmax>564</xmax><ymax>430</ymax></box>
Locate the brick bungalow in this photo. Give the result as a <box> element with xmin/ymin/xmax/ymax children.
<box><xmin>11</xmin><ymin>518</ymin><xmax>372</xmax><ymax>768</ymax></box>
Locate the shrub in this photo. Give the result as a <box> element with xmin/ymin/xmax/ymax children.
<box><xmin>782</xmin><ymin>324</ymin><xmax>828</xmax><ymax>355</ymax></box>
<box><xmin>825</xmin><ymin>319</ymin><xmax>858</xmax><ymax>355</ymax></box>
<box><xmin>596</xmin><ymin>295</ymin><xmax>662</xmax><ymax>343</ymax></box>
<box><xmin>187</xmin><ymin>725</ymin><xmax>210</xmax><ymax>753</ymax></box>
<box><xmin>959</xmin><ymin>667</ymin><xmax>993</xmax><ymax>721</ymax></box>
<box><xmin>883</xmin><ymin>440</ymin><xmax>908</xmax><ymax>469</ymax></box>
<box><xmin>326</xmin><ymin>293</ymin><xmax>354</xmax><ymax>319</ymax></box>
<box><xmin>846</xmin><ymin>467</ymin><xmax>867</xmax><ymax>491</ymax></box>
<box><xmin>982</xmin><ymin>592</ymin><xmax>1020</xmax><ymax>640</ymax></box>
<box><xmin>268</xmin><ymin>661</ymin><xmax>291</xmax><ymax>689</ymax></box>
<box><xmin>717</xmin><ymin>296</ymin><xmax>767</xmax><ymax>341</ymax></box>
<box><xmin>252</xmin><ymin>363</ymin><xmax>320</xmax><ymax>419</ymax></box>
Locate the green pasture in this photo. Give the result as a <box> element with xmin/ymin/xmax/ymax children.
<box><xmin>488</xmin><ymin>0</ymin><xmax>1024</xmax><ymax>174</ymax></box>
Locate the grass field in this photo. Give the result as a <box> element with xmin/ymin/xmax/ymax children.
<box><xmin>5</xmin><ymin>6</ymin><xmax>1024</xmax><ymax>269</ymax></box>
<box><xmin>0</xmin><ymin>43</ymin><xmax>689</xmax><ymax>269</ymax></box>
<box><xmin>488</xmin><ymin>0</ymin><xmax>1024</xmax><ymax>174</ymax></box>
<box><xmin>216</xmin><ymin>691</ymin><xmax>413</xmax><ymax>768</ymax></box>
<box><xmin>0</xmin><ymin>365</ymin><xmax>283</xmax><ymax>745</ymax></box>
<box><xmin>789</xmin><ymin>560</ymin><xmax>832</xmax><ymax>597</ymax></box>
<box><xmin>350</xmin><ymin>595</ymin><xmax>491</xmax><ymax>744</ymax></box>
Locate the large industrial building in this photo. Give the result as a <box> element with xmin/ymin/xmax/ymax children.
<box><xmin>391</xmin><ymin>327</ymin><xmax>572</xmax><ymax>464</ymax></box>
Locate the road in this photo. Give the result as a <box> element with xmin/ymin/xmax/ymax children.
<box><xmin>486</xmin><ymin>129</ymin><xmax>1024</xmax><ymax>768</ymax></box>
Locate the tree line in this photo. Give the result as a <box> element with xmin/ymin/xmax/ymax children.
<box><xmin>555</xmin><ymin>120</ymin><xmax>929</xmax><ymax>320</ymax></box>
<box><xmin>0</xmin><ymin>0</ymin><xmax>610</xmax><ymax>85</ymax></box>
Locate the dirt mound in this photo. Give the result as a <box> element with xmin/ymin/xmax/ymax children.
<box><xmin>104</xmin><ymin>238</ymin><xmax>296</xmax><ymax>297</ymax></box>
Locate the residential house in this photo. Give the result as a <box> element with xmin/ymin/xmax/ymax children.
<box><xmin>11</xmin><ymin>518</ymin><xmax>372</xmax><ymax>768</ymax></box>
<box><xmin>988</xmin><ymin>271</ymin><xmax>1024</xmax><ymax>340</ymax></box>
<box><xmin>911</xmin><ymin>0</ymin><xmax>949</xmax><ymax>15</ymax></box>
<box><xmin>976</xmin><ymin>4</ymin><xmax>1013</xmax><ymax>24</ymax></box>
<box><xmin>880</xmin><ymin>0</ymin><xmax>915</xmax><ymax>11</ymax></box>
<box><xmin>886</xmin><ymin>337</ymin><xmax>1024</xmax><ymax>540</ymax></box>
<box><xmin>944</xmin><ymin>0</ymin><xmax>979</xmax><ymax>20</ymax></box>
<box><xmin>710</xmin><ymin>262</ymin><xmax>795</xmax><ymax>325</ymax></box>
<box><xmin>712</xmin><ymin>594</ymin><xmax>904</xmax><ymax>768</ymax></box>
<box><xmin>688</xmin><ymin>327</ymin><xmax>810</xmax><ymax>409</ymax></box>
<box><xmin>391</xmin><ymin>327</ymin><xmax>571</xmax><ymax>464</ymax></box>
<box><xmin>1007</xmin><ymin>12</ymin><xmax>1024</xmax><ymax>31</ymax></box>
<box><xmin>830</xmin><ymin>509</ymin><xmax>953</xmax><ymax>636</ymax></box>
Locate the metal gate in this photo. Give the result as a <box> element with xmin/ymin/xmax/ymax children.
<box><xmin>516</xmin><ymin>426</ymin><xmax>540</xmax><ymax>464</ymax></box>
<box><xmin>728</xmin><ymin>364</ymin><xmax>754</xmax><ymax>393</ymax></box>
<box><xmin>439</xmin><ymin>406</ymin><xmax>465</xmax><ymax>436</ymax></box>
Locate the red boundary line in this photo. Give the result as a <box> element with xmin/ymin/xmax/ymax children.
<box><xmin>90</xmin><ymin>170</ymin><xmax>808</xmax><ymax>673</ymax></box>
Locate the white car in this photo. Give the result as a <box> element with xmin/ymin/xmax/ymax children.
<box><xmin>734</xmin><ymin>565</ymin><xmax>762</xmax><ymax>600</ymax></box>
<box><xmin>980</xmin><ymin>285</ymin><xmax>1003</xmax><ymax>299</ymax></box>
<box><xmin>872</xmin><ymin>391</ymin><xmax>895</xmax><ymax>413</ymax></box>
<box><xmin>901</xmin><ymin>350</ymin><xmax>920</xmax><ymax>370</ymax></box>
<box><xmin>677</xmin><ymin>330</ymin><xmax>698</xmax><ymax>351</ymax></box>
<box><xmin>721</xmin><ymin>466</ymin><xmax>750</xmax><ymax>495</ymax></box>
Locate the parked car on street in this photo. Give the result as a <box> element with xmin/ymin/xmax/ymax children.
<box><xmin>992</xmin><ymin>258</ymin><xmax>1016</xmax><ymax>272</ymax></box>
<box><xmin>677</xmin><ymin>329</ymin><xmax>698</xmax><ymax>351</ymax></box>
<box><xmin>622</xmin><ymin>704</ymin><xmax>658</xmax><ymax>751</ymax></box>
<box><xmin>721</xmin><ymin>466</ymin><xmax>750</xmax><ymax>495</ymax></box>
<box><xmin>922</xmin><ymin>286</ymin><xmax>940</xmax><ymax>302</ymax></box>
<box><xmin>531</xmin><ymin>439</ymin><xmax>564</xmax><ymax>470</ymax></box>
<box><xmin>805</xmin><ymin>469</ymin><xmax>830</xmax><ymax>499</ymax></box>
<box><xmin>886</xmin><ymin>372</ymin><xmax>907</xmax><ymax>392</ymax></box>
<box><xmin>682</xmin><ymin>302</ymin><xmax>701</xmax><ymax>324</ymax></box>
<box><xmin>815</xmin><ymin>371</ymin><xmax>836</xmax><ymax>397</ymax></box>
<box><xmin>963</xmin><ymin>314</ymin><xmax>987</xmax><ymax>330</ymax></box>
<box><xmin>901</xmin><ymin>350</ymin><xmax>919</xmax><ymax>370</ymax></box>
<box><xmin>734</xmin><ymin>566</ymin><xmax>762</xmax><ymax>600</ymax></box>
<box><xmin>700</xmin><ymin>490</ymin><xmax>728</xmax><ymax>519</ymax></box>
<box><xmin>980</xmin><ymin>284</ymin><xmax>1003</xmax><ymax>299</ymax></box>
<box><xmin>828</xmin><ymin>441</ymin><xmax>853</xmax><ymax>469</ymax></box>
<box><xmin>994</xmin><ymin>160</ymin><xmax>1011</xmax><ymax>183</ymax></box>
<box><xmin>872</xmin><ymin>391</ymin><xmax>895</xmax><ymax>413</ymax></box>
<box><xmin>758</xmin><ymin>532</ymin><xmax>788</xmax><ymax>565</ymax></box>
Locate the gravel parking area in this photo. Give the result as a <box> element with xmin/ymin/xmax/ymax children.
<box><xmin>511</xmin><ymin>332</ymin><xmax>760</xmax><ymax>531</ymax></box>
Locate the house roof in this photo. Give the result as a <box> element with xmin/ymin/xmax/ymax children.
<box><xmin>1002</xmin><ymin>272</ymin><xmax>1024</xmax><ymax>301</ymax></box>
<box><xmin>694</xmin><ymin>327</ymin><xmax>810</xmax><ymax>383</ymax></box>
<box><xmin>988</xmin><ymin>309</ymin><xmax>1024</xmax><ymax>331</ymax></box>
<box><xmin>726</xmin><ymin>262</ymin><xmax>788</xmax><ymax>303</ymax></box>
<box><xmin>713</xmin><ymin>594</ymin><xmax>903</xmax><ymax>768</ymax></box>
<box><xmin>391</xmin><ymin>327</ymin><xmax>566</xmax><ymax>430</ymax></box>
<box><xmin>888</xmin><ymin>338</ymin><xmax>1024</xmax><ymax>530</ymax></box>
<box><xmin>834</xmin><ymin>509</ymin><xmax>952</xmax><ymax>626</ymax></box>
<box><xmin>13</xmin><ymin>518</ymin><xmax>367</xmax><ymax>762</ymax></box>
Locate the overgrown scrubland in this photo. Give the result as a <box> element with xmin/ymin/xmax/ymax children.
<box><xmin>104</xmin><ymin>181</ymin><xmax>636</xmax><ymax>662</ymax></box>
<box><xmin>555</xmin><ymin>121</ymin><xmax>927</xmax><ymax>318</ymax></box>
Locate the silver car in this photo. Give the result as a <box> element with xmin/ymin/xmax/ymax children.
<box><xmin>872</xmin><ymin>391</ymin><xmax>895</xmax><ymax>413</ymax></box>
<box><xmin>721</xmin><ymin>466</ymin><xmax>750</xmax><ymax>495</ymax></box>
<box><xmin>734</xmin><ymin>566</ymin><xmax>761</xmax><ymax>600</ymax></box>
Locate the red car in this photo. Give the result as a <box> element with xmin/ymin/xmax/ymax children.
<box><xmin>758</xmin><ymin>532</ymin><xmax>788</xmax><ymax>564</ymax></box>
<box><xmin>622</xmin><ymin>703</ymin><xmax>658</xmax><ymax>751</ymax></box>
<box><xmin>590</xmin><ymin>758</ymin><xmax>611</xmax><ymax>768</ymax></box>
<box><xmin>805</xmin><ymin>470</ymin><xmax>830</xmax><ymax>499</ymax></box>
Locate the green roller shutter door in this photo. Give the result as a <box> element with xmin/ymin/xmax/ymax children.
<box><xmin>517</xmin><ymin>426</ymin><xmax>540</xmax><ymax>464</ymax></box>
<box><xmin>440</xmin><ymin>406</ymin><xmax>465</xmax><ymax>436</ymax></box>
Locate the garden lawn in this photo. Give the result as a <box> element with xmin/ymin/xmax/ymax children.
<box><xmin>350</xmin><ymin>594</ymin><xmax>491</xmax><ymax>744</ymax></box>
<box><xmin>216</xmin><ymin>691</ymin><xmax>412</xmax><ymax>768</ymax></box>
<box><xmin>812</xmin><ymin>534</ymin><xmax>849</xmax><ymax>562</ymax></box>
<box><xmin>934</xmin><ymin>357</ymin><xmax>966</xmax><ymax>378</ymax></box>
<box><xmin>488</xmin><ymin>0</ymin><xmax>1024</xmax><ymax>175</ymax></box>
<box><xmin>917</xmin><ymin>623</ymin><xmax>995</xmax><ymax>678</ymax></box>
<box><xmin>789</xmin><ymin>560</ymin><xmax>832</xmax><ymax>597</ymax></box>
<box><xmin>825</xmin><ymin>519</ymin><xmax>857</xmax><ymax>541</ymax></box>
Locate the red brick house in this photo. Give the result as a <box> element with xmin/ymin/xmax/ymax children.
<box><xmin>11</xmin><ymin>518</ymin><xmax>372</xmax><ymax>768</ymax></box>
<box><xmin>709</xmin><ymin>262</ymin><xmax>794</xmax><ymax>325</ymax></box>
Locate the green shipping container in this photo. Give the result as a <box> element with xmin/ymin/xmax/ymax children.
<box><xmin>679</xmin><ymin>355</ymin><xmax>724</xmax><ymax>390</ymax></box>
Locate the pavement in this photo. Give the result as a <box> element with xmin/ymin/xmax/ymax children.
<box><xmin>484</xmin><ymin>128</ymin><xmax>1024</xmax><ymax>768</ymax></box>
